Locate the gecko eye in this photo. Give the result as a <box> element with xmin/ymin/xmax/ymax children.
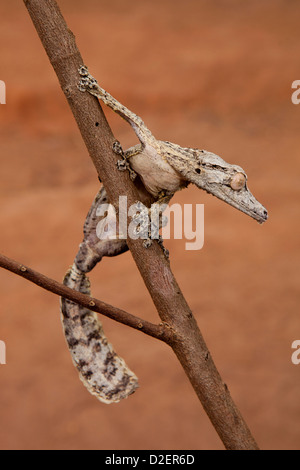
<box><xmin>230</xmin><ymin>172</ymin><xmax>246</xmax><ymax>191</ymax></box>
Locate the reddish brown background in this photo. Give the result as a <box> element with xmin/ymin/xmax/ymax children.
<box><xmin>0</xmin><ymin>0</ymin><xmax>299</xmax><ymax>450</ymax></box>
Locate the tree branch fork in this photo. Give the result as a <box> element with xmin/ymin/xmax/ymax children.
<box><xmin>0</xmin><ymin>253</ymin><xmax>173</xmax><ymax>343</ymax></box>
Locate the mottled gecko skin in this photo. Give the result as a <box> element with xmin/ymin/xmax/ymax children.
<box><xmin>61</xmin><ymin>65</ymin><xmax>268</xmax><ymax>404</ymax></box>
<box><xmin>74</xmin><ymin>187</ymin><xmax>128</xmax><ymax>273</ymax></box>
<box><xmin>61</xmin><ymin>188</ymin><xmax>138</xmax><ymax>404</ymax></box>
<box><xmin>78</xmin><ymin>66</ymin><xmax>268</xmax><ymax>224</ymax></box>
<box><xmin>61</xmin><ymin>267</ymin><xmax>138</xmax><ymax>403</ymax></box>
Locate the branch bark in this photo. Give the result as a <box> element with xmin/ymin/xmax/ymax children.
<box><xmin>0</xmin><ymin>253</ymin><xmax>168</xmax><ymax>341</ymax></box>
<box><xmin>22</xmin><ymin>0</ymin><xmax>259</xmax><ymax>450</ymax></box>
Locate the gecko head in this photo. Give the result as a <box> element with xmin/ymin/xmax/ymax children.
<box><xmin>189</xmin><ymin>150</ymin><xmax>268</xmax><ymax>224</ymax></box>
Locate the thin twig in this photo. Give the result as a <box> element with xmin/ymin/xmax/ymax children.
<box><xmin>0</xmin><ymin>253</ymin><xmax>168</xmax><ymax>341</ymax></box>
<box><xmin>22</xmin><ymin>0</ymin><xmax>259</xmax><ymax>450</ymax></box>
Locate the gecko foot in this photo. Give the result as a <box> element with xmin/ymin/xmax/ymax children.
<box><xmin>132</xmin><ymin>203</ymin><xmax>168</xmax><ymax>258</ymax></box>
<box><xmin>157</xmin><ymin>235</ymin><xmax>170</xmax><ymax>260</ymax></box>
<box><xmin>116</xmin><ymin>160</ymin><xmax>137</xmax><ymax>181</ymax></box>
<box><xmin>78</xmin><ymin>65</ymin><xmax>89</xmax><ymax>77</ymax></box>
<box><xmin>142</xmin><ymin>235</ymin><xmax>169</xmax><ymax>260</ymax></box>
<box><xmin>143</xmin><ymin>238</ymin><xmax>153</xmax><ymax>249</ymax></box>
<box><xmin>113</xmin><ymin>140</ymin><xmax>124</xmax><ymax>156</ymax></box>
<box><xmin>78</xmin><ymin>66</ymin><xmax>98</xmax><ymax>93</ymax></box>
<box><xmin>114</xmin><ymin>141</ymin><xmax>137</xmax><ymax>181</ymax></box>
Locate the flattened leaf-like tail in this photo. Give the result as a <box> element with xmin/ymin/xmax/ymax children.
<box><xmin>61</xmin><ymin>265</ymin><xmax>138</xmax><ymax>404</ymax></box>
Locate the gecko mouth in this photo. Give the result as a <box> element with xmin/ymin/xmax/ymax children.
<box><xmin>207</xmin><ymin>183</ymin><xmax>268</xmax><ymax>224</ymax></box>
<box><xmin>230</xmin><ymin>196</ymin><xmax>268</xmax><ymax>224</ymax></box>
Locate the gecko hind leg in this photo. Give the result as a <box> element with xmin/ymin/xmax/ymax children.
<box><xmin>135</xmin><ymin>195</ymin><xmax>170</xmax><ymax>260</ymax></box>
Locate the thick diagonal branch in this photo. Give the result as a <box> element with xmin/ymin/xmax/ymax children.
<box><xmin>23</xmin><ymin>0</ymin><xmax>259</xmax><ymax>450</ymax></box>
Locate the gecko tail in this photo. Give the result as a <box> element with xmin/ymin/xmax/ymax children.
<box><xmin>60</xmin><ymin>187</ymin><xmax>137</xmax><ymax>404</ymax></box>
<box><xmin>61</xmin><ymin>265</ymin><xmax>138</xmax><ymax>404</ymax></box>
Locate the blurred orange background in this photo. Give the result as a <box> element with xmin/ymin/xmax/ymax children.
<box><xmin>0</xmin><ymin>0</ymin><xmax>299</xmax><ymax>450</ymax></box>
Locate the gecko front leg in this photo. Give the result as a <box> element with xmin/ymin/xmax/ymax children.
<box><xmin>78</xmin><ymin>65</ymin><xmax>157</xmax><ymax>146</ymax></box>
<box><xmin>112</xmin><ymin>140</ymin><xmax>139</xmax><ymax>182</ymax></box>
<box><xmin>79</xmin><ymin>66</ymin><xmax>146</xmax><ymax>182</ymax></box>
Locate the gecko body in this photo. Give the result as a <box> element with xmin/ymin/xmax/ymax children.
<box><xmin>78</xmin><ymin>66</ymin><xmax>268</xmax><ymax>224</ymax></box>
<box><xmin>60</xmin><ymin>67</ymin><xmax>268</xmax><ymax>404</ymax></box>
